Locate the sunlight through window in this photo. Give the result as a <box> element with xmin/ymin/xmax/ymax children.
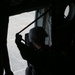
<box><xmin>64</xmin><ymin>5</ymin><xmax>70</xmax><ymax>18</ymax></box>
<box><xmin>7</xmin><ymin>11</ymin><xmax>35</xmax><ymax>75</ymax></box>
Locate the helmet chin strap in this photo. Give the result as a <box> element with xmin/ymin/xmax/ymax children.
<box><xmin>32</xmin><ymin>42</ymin><xmax>41</xmax><ymax>49</ymax></box>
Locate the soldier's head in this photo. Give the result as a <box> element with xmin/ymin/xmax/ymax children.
<box><xmin>29</xmin><ymin>27</ymin><xmax>48</xmax><ymax>49</ymax></box>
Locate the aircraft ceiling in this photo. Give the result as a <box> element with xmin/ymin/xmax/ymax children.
<box><xmin>1</xmin><ymin>0</ymin><xmax>75</xmax><ymax>16</ymax></box>
<box><xmin>1</xmin><ymin>0</ymin><xmax>50</xmax><ymax>16</ymax></box>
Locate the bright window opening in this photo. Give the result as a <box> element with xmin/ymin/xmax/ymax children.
<box><xmin>7</xmin><ymin>11</ymin><xmax>35</xmax><ymax>75</ymax></box>
<box><xmin>64</xmin><ymin>5</ymin><xmax>70</xmax><ymax>18</ymax></box>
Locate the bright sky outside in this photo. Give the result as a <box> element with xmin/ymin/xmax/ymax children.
<box><xmin>7</xmin><ymin>11</ymin><xmax>35</xmax><ymax>75</ymax></box>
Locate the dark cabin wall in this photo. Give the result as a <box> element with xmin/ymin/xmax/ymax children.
<box><xmin>0</xmin><ymin>13</ymin><xmax>12</xmax><ymax>74</ymax></box>
<box><xmin>52</xmin><ymin>0</ymin><xmax>75</xmax><ymax>57</ymax></box>
<box><xmin>0</xmin><ymin>1</ymin><xmax>12</xmax><ymax>74</ymax></box>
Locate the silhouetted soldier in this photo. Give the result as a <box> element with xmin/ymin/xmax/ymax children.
<box><xmin>15</xmin><ymin>27</ymin><xmax>52</xmax><ymax>75</ymax></box>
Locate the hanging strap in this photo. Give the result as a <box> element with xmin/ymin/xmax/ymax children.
<box><xmin>17</xmin><ymin>8</ymin><xmax>50</xmax><ymax>34</ymax></box>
